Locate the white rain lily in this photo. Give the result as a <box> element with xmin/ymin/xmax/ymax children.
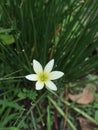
<box><xmin>25</xmin><ymin>59</ymin><xmax>64</xmax><ymax>91</ymax></box>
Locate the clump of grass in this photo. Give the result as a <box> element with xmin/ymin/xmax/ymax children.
<box><xmin>0</xmin><ymin>0</ymin><xmax>98</xmax><ymax>129</ymax></box>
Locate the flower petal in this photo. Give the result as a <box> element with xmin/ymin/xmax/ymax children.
<box><xmin>44</xmin><ymin>59</ymin><xmax>54</xmax><ymax>73</ymax></box>
<box><xmin>33</xmin><ymin>59</ymin><xmax>43</xmax><ymax>74</ymax></box>
<box><xmin>25</xmin><ymin>74</ymin><xmax>38</xmax><ymax>81</ymax></box>
<box><xmin>35</xmin><ymin>81</ymin><xmax>44</xmax><ymax>90</ymax></box>
<box><xmin>45</xmin><ymin>81</ymin><xmax>57</xmax><ymax>91</ymax></box>
<box><xmin>49</xmin><ymin>71</ymin><xmax>64</xmax><ymax>80</ymax></box>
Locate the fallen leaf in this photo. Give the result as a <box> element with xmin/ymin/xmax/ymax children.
<box><xmin>77</xmin><ymin>117</ymin><xmax>96</xmax><ymax>130</ymax></box>
<box><xmin>68</xmin><ymin>83</ymin><xmax>96</xmax><ymax>104</ymax></box>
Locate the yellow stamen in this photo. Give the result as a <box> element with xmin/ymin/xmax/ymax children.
<box><xmin>38</xmin><ymin>72</ymin><xmax>49</xmax><ymax>82</ymax></box>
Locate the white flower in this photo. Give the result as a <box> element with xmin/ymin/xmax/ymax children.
<box><xmin>25</xmin><ymin>59</ymin><xmax>64</xmax><ymax>91</ymax></box>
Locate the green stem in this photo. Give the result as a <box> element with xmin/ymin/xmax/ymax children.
<box><xmin>17</xmin><ymin>92</ymin><xmax>47</xmax><ymax>128</ymax></box>
<box><xmin>48</xmin><ymin>96</ymin><xmax>77</xmax><ymax>130</ymax></box>
<box><xmin>31</xmin><ymin>110</ymin><xmax>37</xmax><ymax>130</ymax></box>
<box><xmin>47</xmin><ymin>89</ymin><xmax>98</xmax><ymax>125</ymax></box>
<box><xmin>0</xmin><ymin>76</ymin><xmax>24</xmax><ymax>81</ymax></box>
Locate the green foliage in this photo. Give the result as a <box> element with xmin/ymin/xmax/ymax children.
<box><xmin>0</xmin><ymin>33</ymin><xmax>20</xmax><ymax>45</ymax></box>
<box><xmin>8</xmin><ymin>127</ymin><xmax>20</xmax><ymax>130</ymax></box>
<box><xmin>18</xmin><ymin>88</ymin><xmax>38</xmax><ymax>101</ymax></box>
<box><xmin>95</xmin><ymin>110</ymin><xmax>98</xmax><ymax>122</ymax></box>
<box><xmin>0</xmin><ymin>0</ymin><xmax>98</xmax><ymax>81</ymax></box>
<box><xmin>0</xmin><ymin>0</ymin><xmax>98</xmax><ymax>129</ymax></box>
<box><xmin>0</xmin><ymin>99</ymin><xmax>23</xmax><ymax>110</ymax></box>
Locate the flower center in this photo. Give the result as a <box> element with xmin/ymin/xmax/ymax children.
<box><xmin>38</xmin><ymin>72</ymin><xmax>49</xmax><ymax>82</ymax></box>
